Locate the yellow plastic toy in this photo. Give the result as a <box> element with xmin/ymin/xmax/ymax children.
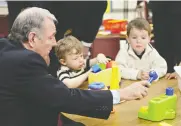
<box><xmin>138</xmin><ymin>87</ymin><xmax>177</xmax><ymax>122</ymax></box>
<box><xmin>110</xmin><ymin>65</ymin><xmax>120</xmax><ymax>89</ymax></box>
<box><xmin>88</xmin><ymin>64</ymin><xmax>121</xmax><ymax>87</ymax></box>
<box><xmin>158</xmin><ymin>122</ymin><xmax>172</xmax><ymax>126</ymax></box>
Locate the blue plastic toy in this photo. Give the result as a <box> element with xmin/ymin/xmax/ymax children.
<box><xmin>92</xmin><ymin>64</ymin><xmax>101</xmax><ymax>73</ymax></box>
<box><xmin>148</xmin><ymin>71</ymin><xmax>158</xmax><ymax>83</ymax></box>
<box><xmin>166</xmin><ymin>87</ymin><xmax>174</xmax><ymax>96</ymax></box>
<box><xmin>88</xmin><ymin>82</ymin><xmax>105</xmax><ymax>90</ymax></box>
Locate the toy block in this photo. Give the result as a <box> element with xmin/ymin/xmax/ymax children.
<box><xmin>88</xmin><ymin>63</ymin><xmax>121</xmax><ymax>86</ymax></box>
<box><xmin>158</xmin><ymin>122</ymin><xmax>172</xmax><ymax>126</ymax></box>
<box><xmin>111</xmin><ymin>108</ymin><xmax>115</xmax><ymax>114</ymax></box>
<box><xmin>138</xmin><ymin>87</ymin><xmax>177</xmax><ymax>121</ymax></box>
<box><xmin>92</xmin><ymin>64</ymin><xmax>101</xmax><ymax>73</ymax></box>
<box><xmin>106</xmin><ymin>61</ymin><xmax>117</xmax><ymax>68</ymax></box>
<box><xmin>98</xmin><ymin>63</ymin><xmax>106</xmax><ymax>70</ymax></box>
<box><xmin>148</xmin><ymin>70</ymin><xmax>159</xmax><ymax>83</ymax></box>
<box><xmin>89</xmin><ymin>68</ymin><xmax>112</xmax><ymax>86</ymax></box>
<box><xmin>88</xmin><ymin>82</ymin><xmax>105</xmax><ymax>90</ymax></box>
<box><xmin>110</xmin><ymin>65</ymin><xmax>120</xmax><ymax>90</ymax></box>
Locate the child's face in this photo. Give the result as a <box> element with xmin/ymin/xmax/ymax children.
<box><xmin>63</xmin><ymin>49</ymin><xmax>85</xmax><ymax>70</ymax></box>
<box><xmin>127</xmin><ymin>27</ymin><xmax>150</xmax><ymax>54</ymax></box>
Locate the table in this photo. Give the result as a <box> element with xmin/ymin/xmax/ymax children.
<box><xmin>96</xmin><ymin>33</ymin><xmax>126</xmax><ymax>39</ymax></box>
<box><xmin>64</xmin><ymin>79</ymin><xmax>181</xmax><ymax>126</ymax></box>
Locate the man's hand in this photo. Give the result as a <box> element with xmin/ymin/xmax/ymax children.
<box><xmin>119</xmin><ymin>81</ymin><xmax>149</xmax><ymax>100</ymax></box>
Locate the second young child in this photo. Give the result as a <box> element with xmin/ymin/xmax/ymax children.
<box><xmin>115</xmin><ymin>18</ymin><xmax>167</xmax><ymax>80</ymax></box>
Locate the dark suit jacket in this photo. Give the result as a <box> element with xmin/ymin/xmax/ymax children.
<box><xmin>0</xmin><ymin>38</ymin><xmax>113</xmax><ymax>126</ymax></box>
<box><xmin>149</xmin><ymin>1</ymin><xmax>181</xmax><ymax>14</ymax></box>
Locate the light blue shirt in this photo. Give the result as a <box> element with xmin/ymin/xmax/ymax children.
<box><xmin>110</xmin><ymin>90</ymin><xmax>121</xmax><ymax>104</ymax></box>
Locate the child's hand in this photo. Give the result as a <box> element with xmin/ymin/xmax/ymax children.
<box><xmin>96</xmin><ymin>53</ymin><xmax>110</xmax><ymax>64</ymax></box>
<box><xmin>137</xmin><ymin>70</ymin><xmax>149</xmax><ymax>80</ymax></box>
<box><xmin>165</xmin><ymin>72</ymin><xmax>177</xmax><ymax>80</ymax></box>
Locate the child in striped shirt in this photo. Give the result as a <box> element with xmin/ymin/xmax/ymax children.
<box><xmin>55</xmin><ymin>35</ymin><xmax>110</xmax><ymax>88</ymax></box>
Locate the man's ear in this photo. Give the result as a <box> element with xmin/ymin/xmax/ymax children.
<box><xmin>59</xmin><ymin>59</ymin><xmax>66</xmax><ymax>66</ymax></box>
<box><xmin>28</xmin><ymin>32</ymin><xmax>36</xmax><ymax>48</ymax></box>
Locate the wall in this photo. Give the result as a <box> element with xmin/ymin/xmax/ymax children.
<box><xmin>103</xmin><ymin>0</ymin><xmax>138</xmax><ymax>21</ymax></box>
<box><xmin>0</xmin><ymin>1</ymin><xmax>8</xmax><ymax>15</ymax></box>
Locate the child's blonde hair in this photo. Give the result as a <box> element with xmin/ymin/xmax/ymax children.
<box><xmin>127</xmin><ymin>18</ymin><xmax>151</xmax><ymax>36</ymax></box>
<box><xmin>55</xmin><ymin>35</ymin><xmax>83</xmax><ymax>60</ymax></box>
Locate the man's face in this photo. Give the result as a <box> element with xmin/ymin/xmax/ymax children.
<box><xmin>33</xmin><ymin>18</ymin><xmax>57</xmax><ymax>65</ymax></box>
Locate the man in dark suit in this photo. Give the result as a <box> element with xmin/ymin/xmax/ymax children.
<box><xmin>0</xmin><ymin>7</ymin><xmax>149</xmax><ymax>126</ymax></box>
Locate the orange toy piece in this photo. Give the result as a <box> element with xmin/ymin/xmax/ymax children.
<box><xmin>106</xmin><ymin>61</ymin><xmax>117</xmax><ymax>68</ymax></box>
<box><xmin>103</xmin><ymin>19</ymin><xmax>128</xmax><ymax>34</ymax></box>
<box><xmin>111</xmin><ymin>108</ymin><xmax>115</xmax><ymax>114</ymax></box>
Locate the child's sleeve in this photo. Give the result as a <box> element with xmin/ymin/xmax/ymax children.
<box><xmin>115</xmin><ymin>50</ymin><xmax>140</xmax><ymax>80</ymax></box>
<box><xmin>57</xmin><ymin>69</ymin><xmax>70</xmax><ymax>81</ymax></box>
<box><xmin>151</xmin><ymin>49</ymin><xmax>167</xmax><ymax>78</ymax></box>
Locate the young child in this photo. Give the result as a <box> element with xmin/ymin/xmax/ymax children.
<box><xmin>55</xmin><ymin>35</ymin><xmax>110</xmax><ymax>88</ymax></box>
<box><xmin>115</xmin><ymin>18</ymin><xmax>167</xmax><ymax>80</ymax></box>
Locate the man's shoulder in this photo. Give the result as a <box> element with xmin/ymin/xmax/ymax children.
<box><xmin>12</xmin><ymin>49</ymin><xmax>47</xmax><ymax>70</ymax></box>
<box><xmin>4</xmin><ymin>47</ymin><xmax>43</xmax><ymax>64</ymax></box>
<box><xmin>0</xmin><ymin>38</ymin><xmax>46</xmax><ymax>67</ymax></box>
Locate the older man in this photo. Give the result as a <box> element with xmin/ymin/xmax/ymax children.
<box><xmin>0</xmin><ymin>7</ymin><xmax>149</xmax><ymax>126</ymax></box>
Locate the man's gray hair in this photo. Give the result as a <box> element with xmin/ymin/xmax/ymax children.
<box><xmin>8</xmin><ymin>7</ymin><xmax>58</xmax><ymax>43</ymax></box>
